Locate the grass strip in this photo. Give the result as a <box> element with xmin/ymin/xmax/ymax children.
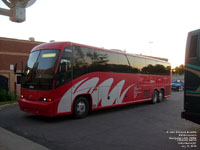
<box><xmin>0</xmin><ymin>100</ymin><xmax>17</xmax><ymax>106</ymax></box>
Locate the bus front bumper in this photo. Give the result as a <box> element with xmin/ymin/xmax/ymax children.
<box><xmin>18</xmin><ymin>98</ymin><xmax>56</xmax><ymax>117</ymax></box>
<box><xmin>181</xmin><ymin>111</ymin><xmax>200</xmax><ymax>124</ymax></box>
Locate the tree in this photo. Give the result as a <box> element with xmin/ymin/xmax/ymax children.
<box><xmin>172</xmin><ymin>64</ymin><xmax>184</xmax><ymax>75</ymax></box>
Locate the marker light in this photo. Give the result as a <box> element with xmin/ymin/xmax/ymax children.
<box><xmin>20</xmin><ymin>95</ymin><xmax>24</xmax><ymax>98</ymax></box>
<box><xmin>47</xmin><ymin>98</ymin><xmax>52</xmax><ymax>102</ymax></box>
<box><xmin>40</xmin><ymin>97</ymin><xmax>53</xmax><ymax>102</ymax></box>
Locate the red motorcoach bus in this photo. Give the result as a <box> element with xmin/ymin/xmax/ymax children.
<box><xmin>18</xmin><ymin>42</ymin><xmax>171</xmax><ymax>118</ymax></box>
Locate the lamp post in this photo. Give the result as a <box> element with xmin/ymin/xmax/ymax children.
<box><xmin>0</xmin><ymin>0</ymin><xmax>36</xmax><ymax>22</ymax></box>
<box><xmin>148</xmin><ymin>41</ymin><xmax>154</xmax><ymax>56</ymax></box>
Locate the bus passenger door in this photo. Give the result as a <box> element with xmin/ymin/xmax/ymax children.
<box><xmin>56</xmin><ymin>48</ymin><xmax>73</xmax><ymax>113</ymax></box>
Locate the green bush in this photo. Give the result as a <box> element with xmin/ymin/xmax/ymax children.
<box><xmin>0</xmin><ymin>89</ymin><xmax>16</xmax><ymax>102</ymax></box>
<box><xmin>7</xmin><ymin>91</ymin><xmax>16</xmax><ymax>101</ymax></box>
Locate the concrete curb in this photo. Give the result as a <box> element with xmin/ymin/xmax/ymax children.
<box><xmin>0</xmin><ymin>102</ymin><xmax>18</xmax><ymax>111</ymax></box>
<box><xmin>0</xmin><ymin>127</ymin><xmax>49</xmax><ymax>150</ymax></box>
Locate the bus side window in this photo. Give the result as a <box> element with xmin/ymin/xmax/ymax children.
<box><xmin>127</xmin><ymin>56</ymin><xmax>145</xmax><ymax>73</ymax></box>
<box><xmin>73</xmin><ymin>46</ymin><xmax>93</xmax><ymax>79</ymax></box>
<box><xmin>189</xmin><ymin>35</ymin><xmax>198</xmax><ymax>58</ymax></box>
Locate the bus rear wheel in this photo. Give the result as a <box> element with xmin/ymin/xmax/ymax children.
<box><xmin>158</xmin><ymin>90</ymin><xmax>164</xmax><ymax>102</ymax></box>
<box><xmin>151</xmin><ymin>90</ymin><xmax>158</xmax><ymax>104</ymax></box>
<box><xmin>73</xmin><ymin>96</ymin><xmax>89</xmax><ymax>119</ymax></box>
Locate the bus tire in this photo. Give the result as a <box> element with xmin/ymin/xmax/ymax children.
<box><xmin>177</xmin><ymin>86</ymin><xmax>181</xmax><ymax>92</ymax></box>
<box><xmin>73</xmin><ymin>96</ymin><xmax>89</xmax><ymax>119</ymax></box>
<box><xmin>158</xmin><ymin>90</ymin><xmax>164</xmax><ymax>102</ymax></box>
<box><xmin>151</xmin><ymin>90</ymin><xmax>158</xmax><ymax>104</ymax></box>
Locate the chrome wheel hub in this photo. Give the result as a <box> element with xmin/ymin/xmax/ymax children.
<box><xmin>76</xmin><ymin>101</ymin><xmax>86</xmax><ymax>114</ymax></box>
<box><xmin>153</xmin><ymin>94</ymin><xmax>157</xmax><ymax>102</ymax></box>
<box><xmin>159</xmin><ymin>92</ymin><xmax>163</xmax><ymax>101</ymax></box>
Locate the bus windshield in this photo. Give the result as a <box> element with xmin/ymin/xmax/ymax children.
<box><xmin>22</xmin><ymin>49</ymin><xmax>60</xmax><ymax>90</ymax></box>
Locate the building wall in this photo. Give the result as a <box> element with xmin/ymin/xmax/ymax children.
<box><xmin>0</xmin><ymin>37</ymin><xmax>43</xmax><ymax>96</ymax></box>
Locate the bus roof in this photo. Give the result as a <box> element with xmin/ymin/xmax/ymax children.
<box><xmin>32</xmin><ymin>41</ymin><xmax>169</xmax><ymax>63</ymax></box>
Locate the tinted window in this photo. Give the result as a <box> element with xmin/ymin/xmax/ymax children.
<box><xmin>163</xmin><ymin>62</ymin><xmax>171</xmax><ymax>75</ymax></box>
<box><xmin>143</xmin><ymin>59</ymin><xmax>156</xmax><ymax>74</ymax></box>
<box><xmin>92</xmin><ymin>50</ymin><xmax>130</xmax><ymax>73</ymax></box>
<box><xmin>154</xmin><ymin>64</ymin><xmax>166</xmax><ymax>75</ymax></box>
<box><xmin>127</xmin><ymin>55</ymin><xmax>170</xmax><ymax>75</ymax></box>
<box><xmin>117</xmin><ymin>54</ymin><xmax>130</xmax><ymax>73</ymax></box>
<box><xmin>73</xmin><ymin>46</ymin><xmax>93</xmax><ymax>78</ymax></box>
<box><xmin>189</xmin><ymin>35</ymin><xmax>198</xmax><ymax>58</ymax></box>
<box><xmin>92</xmin><ymin>50</ymin><xmax>109</xmax><ymax>72</ymax></box>
<box><xmin>144</xmin><ymin>60</ymin><xmax>170</xmax><ymax>75</ymax></box>
<box><xmin>72</xmin><ymin>46</ymin><xmax>171</xmax><ymax>75</ymax></box>
<box><xmin>127</xmin><ymin>56</ymin><xmax>146</xmax><ymax>73</ymax></box>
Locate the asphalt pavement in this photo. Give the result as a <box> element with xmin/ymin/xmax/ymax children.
<box><xmin>0</xmin><ymin>92</ymin><xmax>199</xmax><ymax>150</ymax></box>
<box><xmin>0</xmin><ymin>103</ymin><xmax>49</xmax><ymax>150</ymax></box>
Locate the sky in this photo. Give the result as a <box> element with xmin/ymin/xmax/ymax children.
<box><xmin>0</xmin><ymin>0</ymin><xmax>200</xmax><ymax>68</ymax></box>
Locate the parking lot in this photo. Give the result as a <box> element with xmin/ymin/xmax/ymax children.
<box><xmin>0</xmin><ymin>91</ymin><xmax>199</xmax><ymax>150</ymax></box>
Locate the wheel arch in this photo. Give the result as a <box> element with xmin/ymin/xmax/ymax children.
<box><xmin>152</xmin><ymin>88</ymin><xmax>159</xmax><ymax>95</ymax></box>
<box><xmin>159</xmin><ymin>88</ymin><xmax>165</xmax><ymax>95</ymax></box>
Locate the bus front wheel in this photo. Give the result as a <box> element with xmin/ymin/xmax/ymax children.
<box><xmin>73</xmin><ymin>96</ymin><xmax>89</xmax><ymax>118</ymax></box>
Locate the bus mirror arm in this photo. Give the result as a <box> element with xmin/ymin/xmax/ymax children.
<box><xmin>14</xmin><ymin>62</ymin><xmax>25</xmax><ymax>76</ymax></box>
<box><xmin>21</xmin><ymin>61</ymin><xmax>24</xmax><ymax>74</ymax></box>
<box><xmin>14</xmin><ymin>63</ymin><xmax>17</xmax><ymax>74</ymax></box>
<box><xmin>54</xmin><ymin>74</ymin><xmax>58</xmax><ymax>80</ymax></box>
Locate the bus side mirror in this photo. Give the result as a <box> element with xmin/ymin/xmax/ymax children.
<box><xmin>14</xmin><ymin>61</ymin><xmax>24</xmax><ymax>75</ymax></box>
<box><xmin>14</xmin><ymin>63</ymin><xmax>17</xmax><ymax>74</ymax></box>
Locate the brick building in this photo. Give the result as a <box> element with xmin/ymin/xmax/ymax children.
<box><xmin>0</xmin><ymin>37</ymin><xmax>43</xmax><ymax>96</ymax></box>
